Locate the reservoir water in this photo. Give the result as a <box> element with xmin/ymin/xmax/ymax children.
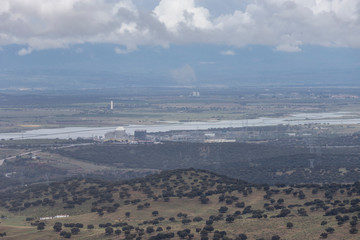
<box><xmin>1</xmin><ymin>112</ymin><xmax>360</xmax><ymax>140</ymax></box>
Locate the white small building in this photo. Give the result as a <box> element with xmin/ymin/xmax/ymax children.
<box><xmin>40</xmin><ymin>215</ymin><xmax>69</xmax><ymax>221</ymax></box>
<box><xmin>205</xmin><ymin>139</ymin><xmax>236</xmax><ymax>143</ymax></box>
<box><xmin>54</xmin><ymin>215</ymin><xmax>70</xmax><ymax>219</ymax></box>
<box><xmin>192</xmin><ymin>91</ymin><xmax>200</xmax><ymax>97</ymax></box>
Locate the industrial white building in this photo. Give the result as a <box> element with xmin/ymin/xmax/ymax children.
<box><xmin>104</xmin><ymin>127</ymin><xmax>128</xmax><ymax>140</ymax></box>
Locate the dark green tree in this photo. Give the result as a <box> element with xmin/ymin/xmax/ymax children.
<box><xmin>237</xmin><ymin>233</ymin><xmax>247</xmax><ymax>240</ymax></box>
<box><xmin>105</xmin><ymin>227</ymin><xmax>114</xmax><ymax>235</ymax></box>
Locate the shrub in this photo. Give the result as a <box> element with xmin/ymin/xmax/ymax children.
<box><xmin>286</xmin><ymin>222</ymin><xmax>293</xmax><ymax>229</ymax></box>
<box><xmin>238</xmin><ymin>233</ymin><xmax>247</xmax><ymax>240</ymax></box>
<box><xmin>320</xmin><ymin>232</ymin><xmax>328</xmax><ymax>238</ymax></box>
<box><xmin>105</xmin><ymin>227</ymin><xmax>113</xmax><ymax>235</ymax></box>
<box><xmin>71</xmin><ymin>227</ymin><xmax>80</xmax><ymax>235</ymax></box>
<box><xmin>235</xmin><ymin>202</ymin><xmax>245</xmax><ymax>208</ymax></box>
<box><xmin>218</xmin><ymin>206</ymin><xmax>228</xmax><ymax>213</ymax></box>
<box><xmin>271</xmin><ymin>235</ymin><xmax>280</xmax><ymax>240</ymax></box>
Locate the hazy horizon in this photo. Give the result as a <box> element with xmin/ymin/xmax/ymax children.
<box><xmin>0</xmin><ymin>0</ymin><xmax>359</xmax><ymax>90</ymax></box>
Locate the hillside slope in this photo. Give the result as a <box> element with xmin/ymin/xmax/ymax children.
<box><xmin>0</xmin><ymin>169</ymin><xmax>359</xmax><ymax>239</ymax></box>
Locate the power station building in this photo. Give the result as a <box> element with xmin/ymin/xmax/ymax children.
<box><xmin>104</xmin><ymin>127</ymin><xmax>127</xmax><ymax>140</ymax></box>
<box><xmin>134</xmin><ymin>130</ymin><xmax>147</xmax><ymax>140</ymax></box>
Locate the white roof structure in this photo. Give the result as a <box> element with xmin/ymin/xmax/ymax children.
<box><xmin>115</xmin><ymin>127</ymin><xmax>125</xmax><ymax>131</ymax></box>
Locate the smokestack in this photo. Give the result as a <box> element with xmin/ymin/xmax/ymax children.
<box><xmin>110</xmin><ymin>101</ymin><xmax>114</xmax><ymax>110</ymax></box>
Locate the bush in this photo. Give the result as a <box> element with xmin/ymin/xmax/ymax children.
<box><xmin>271</xmin><ymin>235</ymin><xmax>280</xmax><ymax>240</ymax></box>
<box><xmin>203</xmin><ymin>225</ymin><xmax>214</xmax><ymax>232</ymax></box>
<box><xmin>320</xmin><ymin>232</ymin><xmax>328</xmax><ymax>238</ymax></box>
<box><xmin>105</xmin><ymin>227</ymin><xmax>113</xmax><ymax>235</ymax></box>
<box><xmin>37</xmin><ymin>225</ymin><xmax>45</xmax><ymax>231</ymax></box>
<box><xmin>181</xmin><ymin>219</ymin><xmax>192</xmax><ymax>225</ymax></box>
<box><xmin>53</xmin><ymin>222</ymin><xmax>62</xmax><ymax>232</ymax></box>
<box><xmin>60</xmin><ymin>231</ymin><xmax>72</xmax><ymax>238</ymax></box>
<box><xmin>71</xmin><ymin>227</ymin><xmax>80</xmax><ymax>235</ymax></box>
<box><xmin>235</xmin><ymin>202</ymin><xmax>245</xmax><ymax>208</ymax></box>
<box><xmin>218</xmin><ymin>206</ymin><xmax>228</xmax><ymax>213</ymax></box>
<box><xmin>226</xmin><ymin>216</ymin><xmax>235</xmax><ymax>223</ymax></box>
<box><xmin>286</xmin><ymin>222</ymin><xmax>293</xmax><ymax>229</ymax></box>
<box><xmin>75</xmin><ymin>223</ymin><xmax>83</xmax><ymax>228</ymax></box>
<box><xmin>350</xmin><ymin>228</ymin><xmax>358</xmax><ymax>234</ymax></box>
<box><xmin>146</xmin><ymin>226</ymin><xmax>154</xmax><ymax>234</ymax></box>
<box><xmin>238</xmin><ymin>233</ymin><xmax>247</xmax><ymax>240</ymax></box>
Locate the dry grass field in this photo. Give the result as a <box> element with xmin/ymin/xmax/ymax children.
<box><xmin>0</xmin><ymin>169</ymin><xmax>359</xmax><ymax>239</ymax></box>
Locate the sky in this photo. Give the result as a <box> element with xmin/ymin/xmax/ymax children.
<box><xmin>0</xmin><ymin>0</ymin><xmax>359</xmax><ymax>89</ymax></box>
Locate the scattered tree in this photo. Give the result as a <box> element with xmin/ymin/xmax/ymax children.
<box><xmin>286</xmin><ymin>222</ymin><xmax>293</xmax><ymax>229</ymax></box>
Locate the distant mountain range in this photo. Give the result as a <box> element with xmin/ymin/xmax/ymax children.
<box><xmin>1</xmin><ymin>44</ymin><xmax>359</xmax><ymax>90</ymax></box>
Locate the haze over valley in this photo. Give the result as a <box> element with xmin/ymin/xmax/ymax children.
<box><xmin>0</xmin><ymin>0</ymin><xmax>360</xmax><ymax>239</ymax></box>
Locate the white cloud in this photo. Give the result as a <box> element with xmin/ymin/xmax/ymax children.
<box><xmin>0</xmin><ymin>1</ymin><xmax>10</xmax><ymax>14</ymax></box>
<box><xmin>274</xmin><ymin>35</ymin><xmax>302</xmax><ymax>52</ymax></box>
<box><xmin>114</xmin><ymin>45</ymin><xmax>137</xmax><ymax>54</ymax></box>
<box><xmin>153</xmin><ymin>0</ymin><xmax>212</xmax><ymax>32</ymax></box>
<box><xmin>18</xmin><ymin>47</ymin><xmax>33</xmax><ymax>56</ymax></box>
<box><xmin>113</xmin><ymin>0</ymin><xmax>139</xmax><ymax>16</ymax></box>
<box><xmin>220</xmin><ymin>50</ymin><xmax>235</xmax><ymax>56</ymax></box>
<box><xmin>0</xmin><ymin>0</ymin><xmax>359</xmax><ymax>54</ymax></box>
<box><xmin>171</xmin><ymin>64</ymin><xmax>197</xmax><ymax>84</ymax></box>
<box><xmin>275</xmin><ymin>44</ymin><xmax>301</xmax><ymax>53</ymax></box>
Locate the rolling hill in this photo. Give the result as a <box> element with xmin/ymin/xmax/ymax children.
<box><xmin>0</xmin><ymin>169</ymin><xmax>359</xmax><ymax>239</ymax></box>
